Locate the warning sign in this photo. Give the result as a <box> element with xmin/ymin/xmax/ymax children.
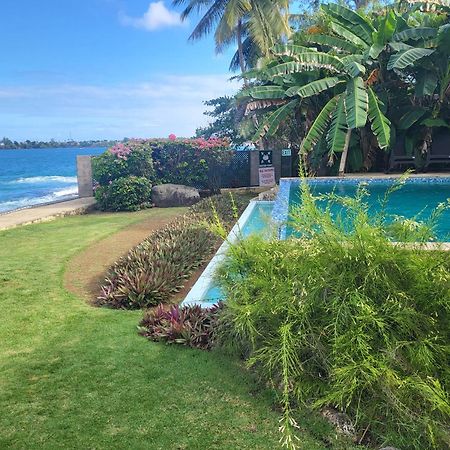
<box><xmin>259</xmin><ymin>167</ymin><xmax>275</xmax><ymax>186</ymax></box>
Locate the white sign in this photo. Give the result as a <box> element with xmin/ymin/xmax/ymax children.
<box><xmin>259</xmin><ymin>167</ymin><xmax>275</xmax><ymax>186</ymax></box>
<box><xmin>282</xmin><ymin>148</ymin><xmax>292</xmax><ymax>157</ymax></box>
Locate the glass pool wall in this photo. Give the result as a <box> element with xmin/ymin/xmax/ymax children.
<box><xmin>181</xmin><ymin>200</ymin><xmax>275</xmax><ymax>307</ymax></box>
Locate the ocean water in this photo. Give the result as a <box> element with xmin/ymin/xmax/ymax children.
<box><xmin>0</xmin><ymin>147</ymin><xmax>106</xmax><ymax>213</ymax></box>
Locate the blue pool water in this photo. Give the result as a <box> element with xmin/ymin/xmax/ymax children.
<box><xmin>288</xmin><ymin>179</ymin><xmax>450</xmax><ymax>240</ymax></box>
<box><xmin>0</xmin><ymin>147</ymin><xmax>106</xmax><ymax>213</ymax></box>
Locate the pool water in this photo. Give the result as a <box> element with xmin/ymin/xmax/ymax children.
<box><xmin>288</xmin><ymin>180</ymin><xmax>450</xmax><ymax>240</ymax></box>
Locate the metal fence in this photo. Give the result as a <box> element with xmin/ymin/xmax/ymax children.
<box><xmin>219</xmin><ymin>150</ymin><xmax>251</xmax><ymax>188</ymax></box>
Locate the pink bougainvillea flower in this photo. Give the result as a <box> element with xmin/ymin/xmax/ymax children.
<box><xmin>168</xmin><ymin>134</ymin><xmax>176</xmax><ymax>141</ymax></box>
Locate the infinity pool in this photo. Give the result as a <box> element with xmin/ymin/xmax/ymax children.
<box><xmin>282</xmin><ymin>178</ymin><xmax>450</xmax><ymax>240</ymax></box>
<box><xmin>183</xmin><ymin>176</ymin><xmax>450</xmax><ymax>307</ymax></box>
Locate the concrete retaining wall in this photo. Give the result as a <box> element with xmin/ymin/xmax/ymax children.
<box><xmin>77</xmin><ymin>155</ymin><xmax>94</xmax><ymax>198</ymax></box>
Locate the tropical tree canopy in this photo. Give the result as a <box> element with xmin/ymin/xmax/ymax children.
<box><xmin>239</xmin><ymin>1</ymin><xmax>449</xmax><ymax>174</ymax></box>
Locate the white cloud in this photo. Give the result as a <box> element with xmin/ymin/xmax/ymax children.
<box><xmin>0</xmin><ymin>74</ymin><xmax>241</xmax><ymax>140</ymax></box>
<box><xmin>120</xmin><ymin>2</ymin><xmax>184</xmax><ymax>31</ymax></box>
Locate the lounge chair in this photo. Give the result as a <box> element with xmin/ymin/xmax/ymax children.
<box><xmin>386</xmin><ymin>135</ymin><xmax>416</xmax><ymax>173</ymax></box>
<box><xmin>425</xmin><ymin>131</ymin><xmax>450</xmax><ymax>170</ymax></box>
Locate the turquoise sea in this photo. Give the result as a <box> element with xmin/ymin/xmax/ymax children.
<box><xmin>0</xmin><ymin>147</ymin><xmax>106</xmax><ymax>213</ymax></box>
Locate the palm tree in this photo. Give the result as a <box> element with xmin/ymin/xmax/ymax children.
<box><xmin>172</xmin><ymin>0</ymin><xmax>291</xmax><ymax>75</ymax></box>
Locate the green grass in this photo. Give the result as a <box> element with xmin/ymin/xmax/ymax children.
<box><xmin>0</xmin><ymin>209</ymin><xmax>356</xmax><ymax>450</ymax></box>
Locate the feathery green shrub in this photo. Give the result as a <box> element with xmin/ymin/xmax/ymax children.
<box><xmin>96</xmin><ymin>194</ymin><xmax>249</xmax><ymax>309</ymax></box>
<box><xmin>217</xmin><ymin>180</ymin><xmax>450</xmax><ymax>450</ymax></box>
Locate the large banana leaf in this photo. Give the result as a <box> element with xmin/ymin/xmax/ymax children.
<box><xmin>367</xmin><ymin>87</ymin><xmax>391</xmax><ymax>149</ymax></box>
<box><xmin>370</xmin><ymin>10</ymin><xmax>397</xmax><ymax>58</ymax></box>
<box><xmin>286</xmin><ymin>77</ymin><xmax>343</xmax><ymax>98</ymax></box>
<box><xmin>244</xmin><ymin>85</ymin><xmax>286</xmax><ymax>99</ymax></box>
<box><xmin>415</xmin><ymin>72</ymin><xmax>438</xmax><ymax>96</ymax></box>
<box><xmin>389</xmin><ymin>42</ymin><xmax>413</xmax><ymax>52</ymax></box>
<box><xmin>272</xmin><ymin>43</ymin><xmax>316</xmax><ymax>57</ymax></box>
<box><xmin>341</xmin><ymin>54</ymin><xmax>364</xmax><ymax>64</ymax></box>
<box><xmin>253</xmin><ymin>100</ymin><xmax>298</xmax><ymax>140</ymax></box>
<box><xmin>397</xmin><ymin>108</ymin><xmax>427</xmax><ymax>130</ymax></box>
<box><xmin>322</xmin><ymin>4</ymin><xmax>374</xmax><ymax>44</ymax></box>
<box><xmin>387</xmin><ymin>48</ymin><xmax>435</xmax><ymax>70</ymax></box>
<box><xmin>303</xmin><ymin>34</ymin><xmax>360</xmax><ymax>53</ymax></box>
<box><xmin>345</xmin><ymin>77</ymin><xmax>368</xmax><ymax>129</ymax></box>
<box><xmin>264</xmin><ymin>53</ymin><xmax>346</xmax><ymax>78</ymax></box>
<box><xmin>329</xmin><ymin>22</ymin><xmax>369</xmax><ymax>49</ymax></box>
<box><xmin>344</xmin><ymin>61</ymin><xmax>366</xmax><ymax>77</ymax></box>
<box><xmin>393</xmin><ymin>27</ymin><xmax>438</xmax><ymax>42</ymax></box>
<box><xmin>326</xmin><ymin>95</ymin><xmax>347</xmax><ymax>153</ymax></box>
<box><xmin>300</xmin><ymin>97</ymin><xmax>338</xmax><ymax>155</ymax></box>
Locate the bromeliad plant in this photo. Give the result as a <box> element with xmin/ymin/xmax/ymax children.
<box><xmin>96</xmin><ymin>194</ymin><xmax>249</xmax><ymax>309</ymax></box>
<box><xmin>139</xmin><ymin>303</ymin><xmax>223</xmax><ymax>350</ymax></box>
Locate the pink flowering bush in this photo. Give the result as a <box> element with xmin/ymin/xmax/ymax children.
<box><xmin>92</xmin><ymin>136</ymin><xmax>232</xmax><ymax>210</ymax></box>
<box><xmin>150</xmin><ymin>136</ymin><xmax>232</xmax><ymax>192</ymax></box>
<box><xmin>92</xmin><ymin>140</ymin><xmax>155</xmax><ymax>186</ymax></box>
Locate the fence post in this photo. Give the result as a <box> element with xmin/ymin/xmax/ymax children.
<box><xmin>273</xmin><ymin>149</ymin><xmax>282</xmax><ymax>182</ymax></box>
<box><xmin>77</xmin><ymin>155</ymin><xmax>94</xmax><ymax>198</ymax></box>
<box><xmin>249</xmin><ymin>151</ymin><xmax>260</xmax><ymax>186</ymax></box>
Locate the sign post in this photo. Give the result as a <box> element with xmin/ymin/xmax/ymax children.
<box><xmin>258</xmin><ymin>167</ymin><xmax>275</xmax><ymax>186</ymax></box>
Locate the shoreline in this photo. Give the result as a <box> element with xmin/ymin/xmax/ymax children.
<box><xmin>0</xmin><ymin>194</ymin><xmax>80</xmax><ymax>217</ymax></box>
<box><xmin>0</xmin><ymin>196</ymin><xmax>97</xmax><ymax>230</ymax></box>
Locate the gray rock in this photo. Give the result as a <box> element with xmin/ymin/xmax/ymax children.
<box><xmin>258</xmin><ymin>185</ymin><xmax>279</xmax><ymax>201</ymax></box>
<box><xmin>152</xmin><ymin>184</ymin><xmax>200</xmax><ymax>207</ymax></box>
<box><xmin>321</xmin><ymin>407</ymin><xmax>356</xmax><ymax>438</ymax></box>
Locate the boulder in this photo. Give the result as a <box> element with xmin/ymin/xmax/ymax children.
<box><xmin>152</xmin><ymin>184</ymin><xmax>200</xmax><ymax>208</ymax></box>
<box><xmin>258</xmin><ymin>185</ymin><xmax>279</xmax><ymax>201</ymax></box>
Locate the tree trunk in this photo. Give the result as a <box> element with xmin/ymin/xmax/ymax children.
<box><xmin>338</xmin><ymin>129</ymin><xmax>352</xmax><ymax>176</ymax></box>
<box><xmin>237</xmin><ymin>19</ymin><xmax>247</xmax><ymax>86</ymax></box>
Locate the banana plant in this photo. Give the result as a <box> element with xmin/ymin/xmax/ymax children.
<box><xmin>242</xmin><ymin>3</ymin><xmax>392</xmax><ymax>175</ymax></box>
<box><xmin>386</xmin><ymin>6</ymin><xmax>450</xmax><ymax>152</ymax></box>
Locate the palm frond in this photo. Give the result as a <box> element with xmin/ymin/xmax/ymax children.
<box><xmin>253</xmin><ymin>99</ymin><xmax>299</xmax><ymax>140</ymax></box>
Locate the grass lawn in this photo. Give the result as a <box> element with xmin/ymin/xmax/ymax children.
<box><xmin>0</xmin><ymin>209</ymin><xmax>358</xmax><ymax>449</ymax></box>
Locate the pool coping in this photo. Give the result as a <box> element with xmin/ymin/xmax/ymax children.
<box><xmin>181</xmin><ymin>200</ymin><xmax>274</xmax><ymax>308</ymax></box>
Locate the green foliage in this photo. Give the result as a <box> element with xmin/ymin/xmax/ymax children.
<box><xmin>345</xmin><ymin>76</ymin><xmax>368</xmax><ymax>129</ymax></box>
<box><xmin>94</xmin><ymin>176</ymin><xmax>153</xmax><ymax>212</ymax></box>
<box><xmin>217</xmin><ymin>180</ymin><xmax>450</xmax><ymax>449</ymax></box>
<box><xmin>195</xmin><ymin>96</ymin><xmax>247</xmax><ymax>145</ymax></box>
<box><xmin>151</xmin><ymin>138</ymin><xmax>233</xmax><ymax>192</ymax></box>
<box><xmin>139</xmin><ymin>303</ymin><xmax>223</xmax><ymax>350</ymax></box>
<box><xmin>387</xmin><ymin>47</ymin><xmax>435</xmax><ymax>70</ymax></box>
<box><xmin>92</xmin><ymin>141</ymin><xmax>155</xmax><ymax>186</ymax></box>
<box><xmin>96</xmin><ymin>194</ymin><xmax>249</xmax><ymax>309</ymax></box>
<box><xmin>367</xmin><ymin>86</ymin><xmax>391</xmax><ymax>149</ymax></box>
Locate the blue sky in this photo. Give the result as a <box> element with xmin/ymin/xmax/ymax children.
<box><xmin>0</xmin><ymin>0</ymin><xmax>239</xmax><ymax>141</ymax></box>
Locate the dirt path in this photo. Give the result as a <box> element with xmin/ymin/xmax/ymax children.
<box><xmin>64</xmin><ymin>209</ymin><xmax>185</xmax><ymax>303</ymax></box>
